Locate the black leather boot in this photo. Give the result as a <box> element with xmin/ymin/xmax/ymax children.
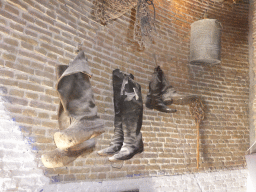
<box><xmin>109</xmin><ymin>73</ymin><xmax>144</xmax><ymax>161</ymax></box>
<box><xmin>98</xmin><ymin>69</ymin><xmax>135</xmax><ymax>156</ymax></box>
<box><xmin>146</xmin><ymin>66</ymin><xmax>176</xmax><ymax>113</ymax></box>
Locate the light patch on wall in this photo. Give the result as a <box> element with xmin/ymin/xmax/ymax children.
<box><xmin>247</xmin><ymin>175</ymin><xmax>255</xmax><ymax>192</ymax></box>
<box><xmin>0</xmin><ymin>96</ymin><xmax>50</xmax><ymax>191</ymax></box>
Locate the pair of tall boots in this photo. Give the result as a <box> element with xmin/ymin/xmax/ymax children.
<box><xmin>41</xmin><ymin>51</ymin><xmax>104</xmax><ymax>168</ymax></box>
<box><xmin>146</xmin><ymin>66</ymin><xmax>197</xmax><ymax>113</ymax></box>
<box><xmin>97</xmin><ymin>69</ymin><xmax>144</xmax><ymax>161</ymax></box>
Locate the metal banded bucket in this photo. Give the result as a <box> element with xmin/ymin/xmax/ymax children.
<box><xmin>190</xmin><ymin>19</ymin><xmax>222</xmax><ymax>65</ymax></box>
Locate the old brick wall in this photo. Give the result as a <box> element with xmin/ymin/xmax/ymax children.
<box><xmin>0</xmin><ymin>0</ymin><xmax>249</xmax><ymax>186</ymax></box>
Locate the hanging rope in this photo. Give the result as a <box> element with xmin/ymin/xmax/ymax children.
<box><xmin>134</xmin><ymin>0</ymin><xmax>156</xmax><ymax>48</ymax></box>
<box><xmin>153</xmin><ymin>53</ymin><xmax>158</xmax><ymax>66</ymax></box>
<box><xmin>189</xmin><ymin>97</ymin><xmax>205</xmax><ymax>169</ymax></box>
<box><xmin>94</xmin><ymin>0</ymin><xmax>138</xmax><ymax>23</ymax></box>
<box><xmin>94</xmin><ymin>0</ymin><xmax>156</xmax><ymax>48</ymax></box>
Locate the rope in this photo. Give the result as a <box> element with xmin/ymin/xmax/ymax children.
<box><xmin>94</xmin><ymin>0</ymin><xmax>156</xmax><ymax>48</ymax></box>
<box><xmin>189</xmin><ymin>98</ymin><xmax>205</xmax><ymax>169</ymax></box>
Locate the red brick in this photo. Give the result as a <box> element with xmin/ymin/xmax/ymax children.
<box><xmin>0</xmin><ymin>9</ymin><xmax>25</xmax><ymax>25</ymax></box>
<box><xmin>2</xmin><ymin>53</ymin><xmax>16</xmax><ymax>62</ymax></box>
<box><xmin>35</xmin><ymin>47</ymin><xmax>47</xmax><ymax>56</ymax></box>
<box><xmin>45</xmin><ymin>89</ymin><xmax>58</xmax><ymax>97</ymax></box>
<box><xmin>38</xmin><ymin>112</ymin><xmax>50</xmax><ymax>119</ymax></box>
<box><xmin>19</xmin><ymin>50</ymin><xmax>46</xmax><ymax>63</ymax></box>
<box><xmin>25</xmin><ymin>92</ymin><xmax>38</xmax><ymax>99</ymax></box>
<box><xmin>27</xmin><ymin>25</ymin><xmax>52</xmax><ymax>37</ymax></box>
<box><xmin>63</xmin><ymin>174</ymin><xmax>76</xmax><ymax>182</ymax></box>
<box><xmin>0</xmin><ymin>69</ymin><xmax>14</xmax><ymax>78</ymax></box>
<box><xmin>6</xmin><ymin>61</ymin><xmax>35</xmax><ymax>75</ymax></box>
<box><xmin>4</xmin><ymin>104</ymin><xmax>22</xmax><ymax>114</ymax></box>
<box><xmin>21</xmin><ymin>41</ymin><xmax>34</xmax><ymax>51</ymax></box>
<box><xmin>29</xmin><ymin>100</ymin><xmax>56</xmax><ymax>111</ymax></box>
<box><xmin>29</xmin><ymin>10</ymin><xmax>54</xmax><ymax>25</ymax></box>
<box><xmin>3</xmin><ymin>95</ymin><xmax>28</xmax><ymax>106</ymax></box>
<box><xmin>10</xmin><ymin>23</ymin><xmax>24</xmax><ymax>33</ymax></box>
<box><xmin>35</xmin><ymin>70</ymin><xmax>55</xmax><ymax>80</ymax></box>
<box><xmin>0</xmin><ymin>78</ymin><xmax>18</xmax><ymax>87</ymax></box>
<box><xmin>18</xmin><ymin>82</ymin><xmax>44</xmax><ymax>92</ymax></box>
<box><xmin>4</xmin><ymin>3</ymin><xmax>20</xmax><ymax>15</ymax></box>
<box><xmin>41</xmin><ymin>43</ymin><xmax>64</xmax><ymax>56</ymax></box>
<box><xmin>23</xmin><ymin>109</ymin><xmax>37</xmax><ymax>117</ymax></box>
<box><xmin>7</xmin><ymin>0</ymin><xmax>28</xmax><ymax>11</ymax></box>
<box><xmin>9</xmin><ymin>89</ymin><xmax>24</xmax><ymax>97</ymax></box>
<box><xmin>22</xmin><ymin>13</ymin><xmax>34</xmax><ymax>23</ymax></box>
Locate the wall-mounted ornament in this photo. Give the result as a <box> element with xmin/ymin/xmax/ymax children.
<box><xmin>190</xmin><ymin>19</ymin><xmax>222</xmax><ymax>65</ymax></box>
<box><xmin>41</xmin><ymin>51</ymin><xmax>104</xmax><ymax>168</ymax></box>
<box><xmin>94</xmin><ymin>0</ymin><xmax>156</xmax><ymax>48</ymax></box>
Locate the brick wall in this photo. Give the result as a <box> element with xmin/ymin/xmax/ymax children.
<box><xmin>0</xmin><ymin>0</ymin><xmax>249</xmax><ymax>186</ymax></box>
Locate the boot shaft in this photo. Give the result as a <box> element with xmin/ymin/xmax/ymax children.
<box><xmin>113</xmin><ymin>69</ymin><xmax>143</xmax><ymax>136</ymax></box>
<box><xmin>148</xmin><ymin>67</ymin><xmax>162</xmax><ymax>96</ymax></box>
<box><xmin>148</xmin><ymin>66</ymin><xmax>173</xmax><ymax>96</ymax></box>
<box><xmin>146</xmin><ymin>66</ymin><xmax>177</xmax><ymax>113</ymax></box>
<box><xmin>108</xmin><ymin>69</ymin><xmax>144</xmax><ymax>161</ymax></box>
<box><xmin>113</xmin><ymin>69</ymin><xmax>134</xmax><ymax>116</ymax></box>
<box><xmin>98</xmin><ymin>69</ymin><xmax>142</xmax><ymax>156</ymax></box>
<box><xmin>58</xmin><ymin>73</ymin><xmax>97</xmax><ymax>118</ymax></box>
<box><xmin>57</xmin><ymin>51</ymin><xmax>97</xmax><ymax>120</ymax></box>
<box><xmin>109</xmin><ymin>69</ymin><xmax>135</xmax><ymax>147</ymax></box>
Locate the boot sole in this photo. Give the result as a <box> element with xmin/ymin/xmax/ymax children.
<box><xmin>97</xmin><ymin>145</ymin><xmax>122</xmax><ymax>156</ymax></box>
<box><xmin>97</xmin><ymin>151</ymin><xmax>120</xmax><ymax>156</ymax></box>
<box><xmin>41</xmin><ymin>139</ymin><xmax>95</xmax><ymax>168</ymax></box>
<box><xmin>108</xmin><ymin>148</ymin><xmax>144</xmax><ymax>162</ymax></box>
<box><xmin>54</xmin><ymin>123</ymin><xmax>104</xmax><ymax>150</ymax></box>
